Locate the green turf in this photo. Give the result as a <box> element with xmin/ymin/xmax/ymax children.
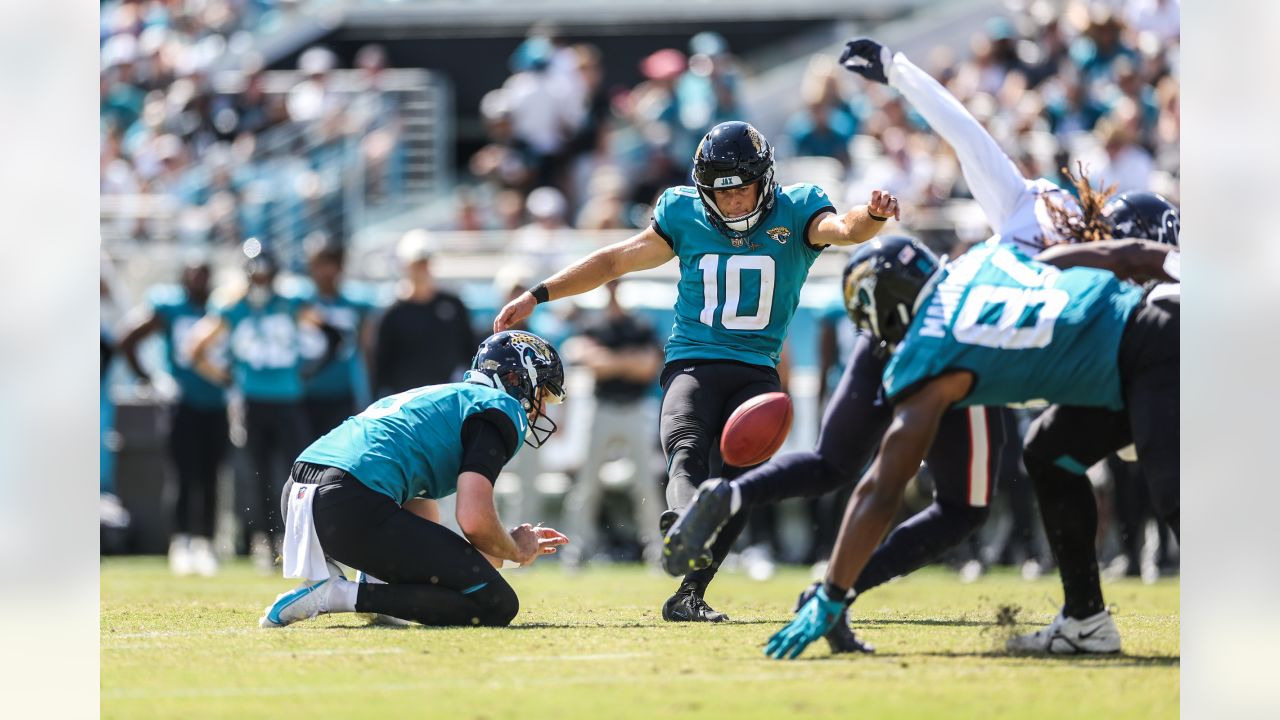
<box><xmin>102</xmin><ymin>558</ymin><xmax>1178</xmax><ymax>719</ymax></box>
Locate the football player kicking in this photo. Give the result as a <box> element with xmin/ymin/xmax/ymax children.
<box><xmin>662</xmin><ymin>34</ymin><xmax>1181</xmax><ymax>651</ymax></box>
<box><xmin>258</xmin><ymin>331</ymin><xmax>570</xmax><ymax>628</ymax></box>
<box><xmin>495</xmin><ymin>120</ymin><xmax>899</xmax><ymax>622</ymax></box>
<box><xmin>762</xmin><ymin>233</ymin><xmax>1178</xmax><ymax>659</ymax></box>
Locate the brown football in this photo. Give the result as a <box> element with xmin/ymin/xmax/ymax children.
<box><xmin>719</xmin><ymin>392</ymin><xmax>793</xmax><ymax>467</ymax></box>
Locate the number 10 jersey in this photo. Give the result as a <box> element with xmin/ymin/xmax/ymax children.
<box><xmin>651</xmin><ymin>183</ymin><xmax>835</xmax><ymax>368</ymax></box>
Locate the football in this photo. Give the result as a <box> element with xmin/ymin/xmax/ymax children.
<box><xmin>719</xmin><ymin>392</ymin><xmax>793</xmax><ymax>467</ymax></box>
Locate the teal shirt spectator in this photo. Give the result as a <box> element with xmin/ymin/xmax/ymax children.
<box><xmin>884</xmin><ymin>244</ymin><xmax>1144</xmax><ymax>410</ymax></box>
<box><xmin>148</xmin><ymin>285</ymin><xmax>227</xmax><ymax>409</ymax></box>
<box><xmin>652</xmin><ymin>182</ymin><xmax>836</xmax><ymax>368</ymax></box>
<box><xmin>785</xmin><ymin>108</ymin><xmax>857</xmax><ymax>161</ymax></box>
<box><xmin>303</xmin><ymin>287</ymin><xmax>377</xmax><ymax>403</ymax></box>
<box><xmin>217</xmin><ymin>291</ymin><xmax>308</xmax><ymax>402</ymax></box>
<box><xmin>297</xmin><ymin>383</ymin><xmax>529</xmax><ymax>505</ymax></box>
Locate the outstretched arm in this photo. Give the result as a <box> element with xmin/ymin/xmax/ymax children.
<box><xmin>824</xmin><ymin>371</ymin><xmax>972</xmax><ymax>592</ymax></box>
<box><xmin>494</xmin><ymin>226</ymin><xmax>675</xmax><ymax>332</ymax></box>
<box><xmin>807</xmin><ymin>189</ymin><xmax>900</xmax><ymax>247</ymax></box>
<box><xmin>1036</xmin><ymin>239</ymin><xmax>1178</xmax><ymax>283</ymax></box>
<box><xmin>841</xmin><ymin>38</ymin><xmax>1031</xmax><ymax>232</ymax></box>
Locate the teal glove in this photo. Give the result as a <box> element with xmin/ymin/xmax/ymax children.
<box><xmin>765</xmin><ymin>586</ymin><xmax>846</xmax><ymax>659</ymax></box>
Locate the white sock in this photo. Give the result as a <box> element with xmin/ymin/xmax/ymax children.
<box><xmin>729</xmin><ymin>482</ymin><xmax>743</xmax><ymax>515</ymax></box>
<box><xmin>326</xmin><ymin>577</ymin><xmax>358</xmax><ymax>613</ymax></box>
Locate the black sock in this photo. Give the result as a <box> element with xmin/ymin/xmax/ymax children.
<box><xmin>736</xmin><ymin>451</ymin><xmax>850</xmax><ymax>507</ymax></box>
<box><xmin>851</xmin><ymin>500</ymin><xmax>989</xmax><ymax>597</ymax></box>
<box><xmin>1029</xmin><ymin>461</ymin><xmax>1105</xmax><ymax>619</ymax></box>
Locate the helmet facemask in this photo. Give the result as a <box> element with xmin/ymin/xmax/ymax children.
<box><xmin>695</xmin><ymin>167</ymin><xmax>777</xmax><ymax>239</ymax></box>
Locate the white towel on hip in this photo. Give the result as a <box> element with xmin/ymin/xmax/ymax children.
<box><xmin>282</xmin><ymin>483</ymin><xmax>331</xmax><ymax>582</ymax></box>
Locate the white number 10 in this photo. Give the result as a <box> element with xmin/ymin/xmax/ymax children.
<box><xmin>697</xmin><ymin>254</ymin><xmax>775</xmax><ymax>330</ymax></box>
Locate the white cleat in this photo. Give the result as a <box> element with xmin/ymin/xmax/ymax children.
<box><xmin>259</xmin><ymin>578</ymin><xmax>334</xmax><ymax>628</ymax></box>
<box><xmin>188</xmin><ymin>537</ymin><xmax>219</xmax><ymax>577</ymax></box>
<box><xmin>1007</xmin><ymin>609</ymin><xmax>1122</xmax><ymax>655</ymax></box>
<box><xmin>168</xmin><ymin>535</ymin><xmax>193</xmax><ymax>577</ymax></box>
<box><xmin>356</xmin><ymin>570</ymin><xmax>412</xmax><ymax>627</ymax></box>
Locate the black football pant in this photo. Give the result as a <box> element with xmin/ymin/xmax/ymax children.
<box><xmin>169</xmin><ymin>402</ymin><xmax>229</xmax><ymax>538</ymax></box>
<box><xmin>1023</xmin><ymin>289</ymin><xmax>1179</xmax><ymax>619</ymax></box>
<box><xmin>659</xmin><ymin>359</ymin><xmax>781</xmax><ymax>593</ymax></box>
<box><xmin>284</xmin><ymin>463</ymin><xmax>518</xmax><ymax>626</ymax></box>
<box><xmin>244</xmin><ymin>400</ymin><xmax>309</xmax><ymax>542</ymax></box>
<box><xmin>733</xmin><ymin>332</ymin><xmax>1019</xmax><ymax>599</ymax></box>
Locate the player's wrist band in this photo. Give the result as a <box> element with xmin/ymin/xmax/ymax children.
<box><xmin>867</xmin><ymin>211</ymin><xmax>890</xmax><ymax>222</ymax></box>
<box><xmin>823</xmin><ymin>579</ymin><xmax>850</xmax><ymax>602</ymax></box>
<box><xmin>530</xmin><ymin>283</ymin><xmax>550</xmax><ymax>304</ymax></box>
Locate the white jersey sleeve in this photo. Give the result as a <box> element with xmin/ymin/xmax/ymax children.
<box><xmin>887</xmin><ymin>52</ymin><xmax>1034</xmax><ymax>234</ymax></box>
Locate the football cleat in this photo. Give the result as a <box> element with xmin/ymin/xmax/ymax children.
<box><xmin>1006</xmin><ymin>609</ymin><xmax>1122</xmax><ymax>654</ymax></box>
<box><xmin>259</xmin><ymin>577</ymin><xmax>337</xmax><ymax>629</ymax></box>
<box><xmin>658</xmin><ymin>509</ymin><xmax>679</xmax><ymax>537</ymax></box>
<box><xmin>662</xmin><ymin>480</ymin><xmax>733</xmax><ymax>577</ymax></box>
<box><xmin>661</xmin><ymin>584</ymin><xmax>729</xmax><ymax>623</ymax></box>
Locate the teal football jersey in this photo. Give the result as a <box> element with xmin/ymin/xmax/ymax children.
<box><xmin>148</xmin><ymin>285</ymin><xmax>227</xmax><ymax>409</ymax></box>
<box><xmin>884</xmin><ymin>244</ymin><xmax>1144</xmax><ymax>410</ymax></box>
<box><xmin>303</xmin><ymin>290</ymin><xmax>376</xmax><ymax>400</ymax></box>
<box><xmin>652</xmin><ymin>183</ymin><xmax>835</xmax><ymax>367</ymax></box>
<box><xmin>217</xmin><ymin>292</ymin><xmax>307</xmax><ymax>401</ymax></box>
<box><xmin>297</xmin><ymin>382</ymin><xmax>528</xmax><ymax>504</ymax></box>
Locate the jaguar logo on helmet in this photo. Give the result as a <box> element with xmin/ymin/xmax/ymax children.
<box><xmin>747</xmin><ymin>125</ymin><xmax>763</xmax><ymax>152</ymax></box>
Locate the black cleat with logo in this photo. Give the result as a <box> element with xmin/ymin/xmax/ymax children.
<box><xmin>662</xmin><ymin>583</ymin><xmax>729</xmax><ymax>623</ymax></box>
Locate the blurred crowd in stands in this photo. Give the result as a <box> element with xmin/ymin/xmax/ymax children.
<box><xmin>100</xmin><ymin>0</ymin><xmax>1179</xmax><ymax>581</ymax></box>
<box><xmin>101</xmin><ymin>0</ymin><xmax>406</xmax><ymax>254</ymax></box>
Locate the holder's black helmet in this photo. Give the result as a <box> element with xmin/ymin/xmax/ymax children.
<box><xmin>465</xmin><ymin>330</ymin><xmax>566</xmax><ymax>448</ymax></box>
<box><xmin>691</xmin><ymin>121</ymin><xmax>778</xmax><ymax>239</ymax></box>
<box><xmin>1102</xmin><ymin>191</ymin><xmax>1180</xmax><ymax>246</ymax></box>
<box><xmin>842</xmin><ymin>236</ymin><xmax>942</xmax><ymax>349</ymax></box>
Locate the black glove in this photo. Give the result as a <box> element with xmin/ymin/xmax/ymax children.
<box><xmin>839</xmin><ymin>38</ymin><xmax>891</xmax><ymax>85</ymax></box>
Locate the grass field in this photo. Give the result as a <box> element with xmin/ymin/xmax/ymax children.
<box><xmin>102</xmin><ymin>558</ymin><xmax>1178</xmax><ymax>719</ymax></box>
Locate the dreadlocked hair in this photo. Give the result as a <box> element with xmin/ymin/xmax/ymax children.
<box><xmin>1045</xmin><ymin>162</ymin><xmax>1118</xmax><ymax>245</ymax></box>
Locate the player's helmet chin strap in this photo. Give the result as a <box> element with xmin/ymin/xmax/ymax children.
<box><xmin>518</xmin><ymin>352</ymin><xmax>560</xmax><ymax>448</ymax></box>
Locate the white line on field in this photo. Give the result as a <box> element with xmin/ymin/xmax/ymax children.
<box><xmin>107</xmin><ymin>628</ymin><xmax>258</xmax><ymax>639</ymax></box>
<box><xmin>261</xmin><ymin>648</ymin><xmax>404</xmax><ymax>656</ymax></box>
<box><xmin>105</xmin><ymin>672</ymin><xmax>802</xmax><ymax>701</ymax></box>
<box><xmin>495</xmin><ymin>652</ymin><xmax>650</xmax><ymax>662</ymax></box>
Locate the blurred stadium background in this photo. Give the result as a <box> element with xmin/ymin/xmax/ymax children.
<box><xmin>99</xmin><ymin>0</ymin><xmax>1180</xmax><ymax>581</ymax></box>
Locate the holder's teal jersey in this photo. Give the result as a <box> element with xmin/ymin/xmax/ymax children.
<box><xmin>652</xmin><ymin>183</ymin><xmax>835</xmax><ymax>367</ymax></box>
<box><xmin>297</xmin><ymin>382</ymin><xmax>528</xmax><ymax>504</ymax></box>
<box><xmin>148</xmin><ymin>285</ymin><xmax>226</xmax><ymax>409</ymax></box>
<box><xmin>884</xmin><ymin>244</ymin><xmax>1144</xmax><ymax>410</ymax></box>
<box><xmin>217</xmin><ymin>292</ymin><xmax>308</xmax><ymax>401</ymax></box>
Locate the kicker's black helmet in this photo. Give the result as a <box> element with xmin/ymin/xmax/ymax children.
<box><xmin>691</xmin><ymin>121</ymin><xmax>778</xmax><ymax>239</ymax></box>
